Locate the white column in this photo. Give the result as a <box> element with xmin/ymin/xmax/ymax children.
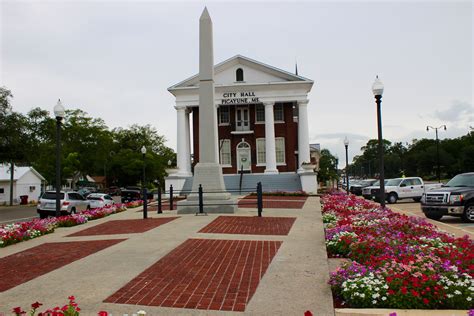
<box><xmin>176</xmin><ymin>106</ymin><xmax>191</xmax><ymax>176</ymax></box>
<box><xmin>264</xmin><ymin>101</ymin><xmax>278</xmax><ymax>174</ymax></box>
<box><xmin>298</xmin><ymin>99</ymin><xmax>311</xmax><ymax>172</ymax></box>
<box><xmin>184</xmin><ymin>109</ymin><xmax>192</xmax><ymax>174</ymax></box>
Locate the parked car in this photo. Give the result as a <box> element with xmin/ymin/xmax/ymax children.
<box><xmin>106</xmin><ymin>186</ymin><xmax>121</xmax><ymax>196</ymax></box>
<box><xmin>87</xmin><ymin>193</ymin><xmax>115</xmax><ymax>209</ymax></box>
<box><xmin>362</xmin><ymin>179</ymin><xmax>389</xmax><ymax>200</ymax></box>
<box><xmin>421</xmin><ymin>172</ymin><xmax>474</xmax><ymax>222</ymax></box>
<box><xmin>382</xmin><ymin>177</ymin><xmax>443</xmax><ymax>204</ymax></box>
<box><xmin>37</xmin><ymin>191</ymin><xmax>90</xmax><ymax>218</ymax></box>
<box><xmin>121</xmin><ymin>189</ymin><xmax>142</xmax><ymax>203</ymax></box>
<box><xmin>350</xmin><ymin>179</ymin><xmax>378</xmax><ymax>196</ymax></box>
<box><xmin>77</xmin><ymin>188</ymin><xmax>93</xmax><ymax>198</ymax></box>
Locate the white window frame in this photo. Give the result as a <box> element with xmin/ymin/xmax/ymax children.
<box><xmin>255</xmin><ymin>104</ymin><xmax>265</xmax><ymax>124</ymax></box>
<box><xmin>274</xmin><ymin>104</ymin><xmax>285</xmax><ymax>123</ymax></box>
<box><xmin>219</xmin><ymin>139</ymin><xmax>232</xmax><ymax>167</ymax></box>
<box><xmin>275</xmin><ymin>137</ymin><xmax>286</xmax><ymax>165</ymax></box>
<box><xmin>218</xmin><ymin>105</ymin><xmax>230</xmax><ymax>125</ymax></box>
<box><xmin>256</xmin><ymin>138</ymin><xmax>266</xmax><ymax>166</ymax></box>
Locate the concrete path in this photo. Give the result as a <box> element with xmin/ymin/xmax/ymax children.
<box><xmin>0</xmin><ymin>197</ymin><xmax>334</xmax><ymax>316</ymax></box>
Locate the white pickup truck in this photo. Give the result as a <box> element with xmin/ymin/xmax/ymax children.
<box><xmin>383</xmin><ymin>177</ymin><xmax>442</xmax><ymax>204</ymax></box>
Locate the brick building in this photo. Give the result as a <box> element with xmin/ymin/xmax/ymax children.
<box><xmin>167</xmin><ymin>55</ymin><xmax>316</xmax><ymax>192</ymax></box>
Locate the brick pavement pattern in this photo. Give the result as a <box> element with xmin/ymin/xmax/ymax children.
<box><xmin>238</xmin><ymin>199</ymin><xmax>305</xmax><ymax>209</ymax></box>
<box><xmin>0</xmin><ymin>239</ymin><xmax>125</xmax><ymax>292</ymax></box>
<box><xmin>104</xmin><ymin>238</ymin><xmax>282</xmax><ymax>312</ymax></box>
<box><xmin>241</xmin><ymin>195</ymin><xmax>308</xmax><ymax>201</ymax></box>
<box><xmin>67</xmin><ymin>217</ymin><xmax>179</xmax><ymax>237</ymax></box>
<box><xmin>199</xmin><ymin>216</ymin><xmax>296</xmax><ymax>235</ymax></box>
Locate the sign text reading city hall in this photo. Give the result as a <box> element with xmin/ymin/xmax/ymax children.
<box><xmin>221</xmin><ymin>92</ymin><xmax>259</xmax><ymax>105</ymax></box>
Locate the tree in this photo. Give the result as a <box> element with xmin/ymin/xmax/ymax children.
<box><xmin>318</xmin><ymin>149</ymin><xmax>338</xmax><ymax>184</ymax></box>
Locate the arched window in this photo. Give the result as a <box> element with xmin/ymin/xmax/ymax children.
<box><xmin>236</xmin><ymin>68</ymin><xmax>244</xmax><ymax>82</ymax></box>
<box><xmin>237</xmin><ymin>141</ymin><xmax>250</xmax><ymax>149</ymax></box>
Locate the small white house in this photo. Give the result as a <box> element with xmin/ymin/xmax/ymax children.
<box><xmin>0</xmin><ymin>164</ymin><xmax>46</xmax><ymax>205</ymax></box>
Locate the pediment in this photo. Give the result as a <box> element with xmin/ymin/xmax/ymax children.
<box><xmin>169</xmin><ymin>55</ymin><xmax>312</xmax><ymax>92</ymax></box>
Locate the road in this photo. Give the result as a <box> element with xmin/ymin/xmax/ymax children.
<box><xmin>0</xmin><ymin>205</ymin><xmax>38</xmax><ymax>225</ymax></box>
<box><xmin>389</xmin><ymin>200</ymin><xmax>473</xmax><ymax>238</ymax></box>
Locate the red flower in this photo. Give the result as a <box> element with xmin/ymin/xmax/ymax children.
<box><xmin>411</xmin><ymin>290</ymin><xmax>420</xmax><ymax>297</ymax></box>
<box><xmin>31</xmin><ymin>301</ymin><xmax>43</xmax><ymax>309</ymax></box>
<box><xmin>98</xmin><ymin>311</ymin><xmax>108</xmax><ymax>316</ymax></box>
<box><xmin>304</xmin><ymin>311</ymin><xmax>313</xmax><ymax>316</ymax></box>
<box><xmin>423</xmin><ymin>298</ymin><xmax>429</xmax><ymax>305</ymax></box>
<box><xmin>68</xmin><ymin>295</ymin><xmax>75</xmax><ymax>301</ymax></box>
<box><xmin>401</xmin><ymin>287</ymin><xmax>407</xmax><ymax>294</ymax></box>
<box><xmin>12</xmin><ymin>307</ymin><xmax>26</xmax><ymax>315</ymax></box>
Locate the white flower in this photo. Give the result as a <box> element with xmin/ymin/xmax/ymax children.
<box><xmin>360</xmin><ymin>293</ymin><xmax>365</xmax><ymax>298</ymax></box>
<box><xmin>447</xmin><ymin>294</ymin><xmax>453</xmax><ymax>298</ymax></box>
<box><xmin>372</xmin><ymin>300</ymin><xmax>377</xmax><ymax>304</ymax></box>
<box><xmin>467</xmin><ymin>297</ymin><xmax>472</xmax><ymax>301</ymax></box>
<box><xmin>454</xmin><ymin>290</ymin><xmax>461</xmax><ymax>295</ymax></box>
<box><xmin>382</xmin><ymin>296</ymin><xmax>387</xmax><ymax>301</ymax></box>
<box><xmin>137</xmin><ymin>311</ymin><xmax>147</xmax><ymax>316</ymax></box>
<box><xmin>372</xmin><ymin>293</ymin><xmax>380</xmax><ymax>299</ymax></box>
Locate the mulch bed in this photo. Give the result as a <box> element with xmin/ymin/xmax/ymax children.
<box><xmin>198</xmin><ymin>216</ymin><xmax>296</xmax><ymax>236</ymax></box>
<box><xmin>238</xmin><ymin>200</ymin><xmax>305</xmax><ymax>209</ymax></box>
<box><xmin>104</xmin><ymin>238</ymin><xmax>282</xmax><ymax>312</ymax></box>
<box><xmin>241</xmin><ymin>195</ymin><xmax>308</xmax><ymax>201</ymax></box>
<box><xmin>67</xmin><ymin>218</ymin><xmax>179</xmax><ymax>237</ymax></box>
<box><xmin>0</xmin><ymin>239</ymin><xmax>125</xmax><ymax>292</ymax></box>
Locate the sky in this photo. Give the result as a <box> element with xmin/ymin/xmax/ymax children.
<box><xmin>1</xmin><ymin>0</ymin><xmax>472</xmax><ymax>167</ymax></box>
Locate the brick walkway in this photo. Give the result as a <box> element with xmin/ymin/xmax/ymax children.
<box><xmin>199</xmin><ymin>216</ymin><xmax>296</xmax><ymax>235</ymax></box>
<box><xmin>0</xmin><ymin>239</ymin><xmax>124</xmax><ymax>292</ymax></box>
<box><xmin>104</xmin><ymin>238</ymin><xmax>282</xmax><ymax>312</ymax></box>
<box><xmin>67</xmin><ymin>218</ymin><xmax>179</xmax><ymax>237</ymax></box>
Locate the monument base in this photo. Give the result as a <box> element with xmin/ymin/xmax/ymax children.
<box><xmin>299</xmin><ymin>171</ymin><xmax>318</xmax><ymax>194</ymax></box>
<box><xmin>177</xmin><ymin>198</ymin><xmax>237</xmax><ymax>214</ymax></box>
<box><xmin>177</xmin><ymin>162</ymin><xmax>236</xmax><ymax>214</ymax></box>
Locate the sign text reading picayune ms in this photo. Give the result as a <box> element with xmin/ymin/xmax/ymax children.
<box><xmin>221</xmin><ymin>92</ymin><xmax>259</xmax><ymax>105</ymax></box>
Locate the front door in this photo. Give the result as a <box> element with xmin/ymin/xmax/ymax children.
<box><xmin>236</xmin><ymin>107</ymin><xmax>250</xmax><ymax>131</ymax></box>
<box><xmin>237</xmin><ymin>142</ymin><xmax>251</xmax><ymax>171</ymax></box>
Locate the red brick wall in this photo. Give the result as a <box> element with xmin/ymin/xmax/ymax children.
<box><xmin>192</xmin><ymin>103</ymin><xmax>298</xmax><ymax>174</ymax></box>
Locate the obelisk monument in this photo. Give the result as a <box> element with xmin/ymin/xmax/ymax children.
<box><xmin>177</xmin><ymin>8</ymin><xmax>236</xmax><ymax>214</ymax></box>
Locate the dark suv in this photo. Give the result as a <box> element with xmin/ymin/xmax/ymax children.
<box><xmin>421</xmin><ymin>172</ymin><xmax>474</xmax><ymax>222</ymax></box>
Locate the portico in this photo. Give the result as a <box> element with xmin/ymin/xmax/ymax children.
<box><xmin>168</xmin><ymin>55</ymin><xmax>317</xmax><ymax>193</ymax></box>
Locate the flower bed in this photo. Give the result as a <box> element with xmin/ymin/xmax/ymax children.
<box><xmin>0</xmin><ymin>204</ymin><xmax>128</xmax><ymax>248</ymax></box>
<box><xmin>322</xmin><ymin>193</ymin><xmax>473</xmax><ymax>310</ymax></box>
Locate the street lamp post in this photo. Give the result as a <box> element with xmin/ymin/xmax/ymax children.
<box><xmin>141</xmin><ymin>146</ymin><xmax>148</xmax><ymax>219</ymax></box>
<box><xmin>335</xmin><ymin>156</ymin><xmax>339</xmax><ymax>190</ymax></box>
<box><xmin>426</xmin><ymin>125</ymin><xmax>446</xmax><ymax>183</ymax></box>
<box><xmin>344</xmin><ymin>137</ymin><xmax>349</xmax><ymax>194</ymax></box>
<box><xmin>372</xmin><ymin>76</ymin><xmax>386</xmax><ymax>208</ymax></box>
<box><xmin>54</xmin><ymin>99</ymin><xmax>65</xmax><ymax>217</ymax></box>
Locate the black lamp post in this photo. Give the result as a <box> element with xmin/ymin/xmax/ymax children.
<box><xmin>335</xmin><ymin>156</ymin><xmax>339</xmax><ymax>190</ymax></box>
<box><xmin>344</xmin><ymin>137</ymin><xmax>349</xmax><ymax>194</ymax></box>
<box><xmin>426</xmin><ymin>125</ymin><xmax>446</xmax><ymax>183</ymax></box>
<box><xmin>53</xmin><ymin>99</ymin><xmax>65</xmax><ymax>217</ymax></box>
<box><xmin>372</xmin><ymin>76</ymin><xmax>385</xmax><ymax>208</ymax></box>
<box><xmin>141</xmin><ymin>146</ymin><xmax>148</xmax><ymax>219</ymax></box>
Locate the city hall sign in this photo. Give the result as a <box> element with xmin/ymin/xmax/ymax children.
<box><xmin>221</xmin><ymin>92</ymin><xmax>259</xmax><ymax>105</ymax></box>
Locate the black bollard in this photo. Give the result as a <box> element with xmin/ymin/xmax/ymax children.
<box><xmin>143</xmin><ymin>187</ymin><xmax>148</xmax><ymax>219</ymax></box>
<box><xmin>198</xmin><ymin>184</ymin><xmax>204</xmax><ymax>214</ymax></box>
<box><xmin>257</xmin><ymin>182</ymin><xmax>263</xmax><ymax>217</ymax></box>
<box><xmin>169</xmin><ymin>184</ymin><xmax>174</xmax><ymax>210</ymax></box>
<box><xmin>157</xmin><ymin>185</ymin><xmax>162</xmax><ymax>214</ymax></box>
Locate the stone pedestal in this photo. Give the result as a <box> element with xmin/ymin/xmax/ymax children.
<box><xmin>300</xmin><ymin>171</ymin><xmax>318</xmax><ymax>194</ymax></box>
<box><xmin>177</xmin><ymin>163</ymin><xmax>236</xmax><ymax>214</ymax></box>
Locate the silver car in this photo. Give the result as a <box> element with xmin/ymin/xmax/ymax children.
<box><xmin>37</xmin><ymin>191</ymin><xmax>90</xmax><ymax>218</ymax></box>
<box><xmin>87</xmin><ymin>193</ymin><xmax>115</xmax><ymax>209</ymax></box>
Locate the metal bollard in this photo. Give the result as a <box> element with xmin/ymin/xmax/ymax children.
<box><xmin>169</xmin><ymin>184</ymin><xmax>174</xmax><ymax>210</ymax></box>
<box><xmin>257</xmin><ymin>182</ymin><xmax>263</xmax><ymax>217</ymax></box>
<box><xmin>198</xmin><ymin>184</ymin><xmax>204</xmax><ymax>214</ymax></box>
<box><xmin>157</xmin><ymin>185</ymin><xmax>162</xmax><ymax>214</ymax></box>
<box><xmin>143</xmin><ymin>187</ymin><xmax>148</xmax><ymax>219</ymax></box>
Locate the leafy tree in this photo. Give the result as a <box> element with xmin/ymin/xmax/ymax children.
<box><xmin>318</xmin><ymin>149</ymin><xmax>338</xmax><ymax>184</ymax></box>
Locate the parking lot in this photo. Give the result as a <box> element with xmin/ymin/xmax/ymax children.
<box><xmin>389</xmin><ymin>200</ymin><xmax>474</xmax><ymax>238</ymax></box>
